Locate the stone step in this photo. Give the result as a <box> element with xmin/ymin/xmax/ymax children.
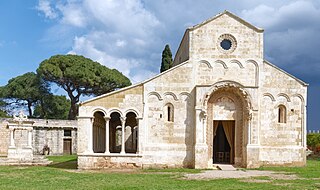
<box><xmin>0</xmin><ymin>156</ymin><xmax>52</xmax><ymax>166</ymax></box>
<box><xmin>213</xmin><ymin>164</ymin><xmax>237</xmax><ymax>171</ymax></box>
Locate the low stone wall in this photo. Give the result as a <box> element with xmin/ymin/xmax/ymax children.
<box><xmin>78</xmin><ymin>155</ymin><xmax>143</xmax><ymax>169</ymax></box>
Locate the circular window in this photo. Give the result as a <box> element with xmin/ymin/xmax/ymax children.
<box><xmin>220</xmin><ymin>39</ymin><xmax>232</xmax><ymax>50</ymax></box>
<box><xmin>217</xmin><ymin>34</ymin><xmax>237</xmax><ymax>53</ymax></box>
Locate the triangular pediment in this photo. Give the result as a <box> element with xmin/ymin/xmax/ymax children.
<box><xmin>189</xmin><ymin>10</ymin><xmax>264</xmax><ymax>33</ymax></box>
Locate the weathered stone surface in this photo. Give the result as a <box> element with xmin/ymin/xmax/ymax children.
<box><xmin>0</xmin><ymin>118</ymin><xmax>77</xmax><ymax>156</ymax></box>
<box><xmin>77</xmin><ymin>11</ymin><xmax>307</xmax><ymax>169</ymax></box>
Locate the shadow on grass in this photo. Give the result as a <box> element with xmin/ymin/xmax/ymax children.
<box><xmin>47</xmin><ymin>157</ymin><xmax>78</xmax><ymax>170</ymax></box>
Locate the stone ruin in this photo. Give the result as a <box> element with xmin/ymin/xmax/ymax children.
<box><xmin>0</xmin><ymin>111</ymin><xmax>51</xmax><ymax>166</ymax></box>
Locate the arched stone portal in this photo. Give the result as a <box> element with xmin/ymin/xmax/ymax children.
<box><xmin>205</xmin><ymin>83</ymin><xmax>252</xmax><ymax>167</ymax></box>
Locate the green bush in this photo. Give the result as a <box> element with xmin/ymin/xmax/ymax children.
<box><xmin>307</xmin><ymin>133</ymin><xmax>320</xmax><ymax>152</ymax></box>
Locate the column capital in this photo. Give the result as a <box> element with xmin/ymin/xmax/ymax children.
<box><xmin>104</xmin><ymin>116</ymin><xmax>111</xmax><ymax>121</ymax></box>
<box><xmin>120</xmin><ymin>117</ymin><xmax>126</xmax><ymax>123</ymax></box>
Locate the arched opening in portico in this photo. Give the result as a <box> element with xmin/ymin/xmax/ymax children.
<box><xmin>125</xmin><ymin>112</ymin><xmax>138</xmax><ymax>153</ymax></box>
<box><xmin>92</xmin><ymin>111</ymin><xmax>106</xmax><ymax>153</ymax></box>
<box><xmin>109</xmin><ymin>112</ymin><xmax>121</xmax><ymax>153</ymax></box>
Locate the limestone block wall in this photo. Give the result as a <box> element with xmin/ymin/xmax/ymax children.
<box><xmin>0</xmin><ymin>119</ymin><xmax>9</xmax><ymax>155</ymax></box>
<box><xmin>32</xmin><ymin>127</ymin><xmax>77</xmax><ymax>155</ymax></box>
<box><xmin>0</xmin><ymin>118</ymin><xmax>77</xmax><ymax>156</ymax></box>
<box><xmin>81</xmin><ymin>85</ymin><xmax>144</xmax><ymax>114</ymax></box>
<box><xmin>143</xmin><ymin>62</ymin><xmax>195</xmax><ymax>167</ymax></box>
<box><xmin>195</xmin><ymin>59</ymin><xmax>259</xmax><ymax>87</ymax></box>
<box><xmin>189</xmin><ymin>14</ymin><xmax>263</xmax><ymax>61</ymax></box>
<box><xmin>259</xmin><ymin>61</ymin><xmax>307</xmax><ymax>165</ymax></box>
<box><xmin>173</xmin><ymin>31</ymin><xmax>189</xmax><ymax>66</ymax></box>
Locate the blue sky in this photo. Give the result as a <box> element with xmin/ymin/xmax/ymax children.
<box><xmin>0</xmin><ymin>0</ymin><xmax>319</xmax><ymax>130</ymax></box>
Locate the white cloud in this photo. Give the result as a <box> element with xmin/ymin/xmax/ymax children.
<box><xmin>83</xmin><ymin>0</ymin><xmax>160</xmax><ymax>37</ymax></box>
<box><xmin>40</xmin><ymin>0</ymin><xmax>163</xmax><ymax>82</ymax></box>
<box><xmin>56</xmin><ymin>2</ymin><xmax>87</xmax><ymax>27</ymax></box>
<box><xmin>69</xmin><ymin>36</ymin><xmax>139</xmax><ymax>80</ymax></box>
<box><xmin>36</xmin><ymin>0</ymin><xmax>58</xmax><ymax>19</ymax></box>
<box><xmin>241</xmin><ymin>1</ymin><xmax>320</xmax><ymax>30</ymax></box>
<box><xmin>37</xmin><ymin>0</ymin><xmax>320</xmax><ymax>84</ymax></box>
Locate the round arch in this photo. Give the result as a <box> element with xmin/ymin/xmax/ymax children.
<box><xmin>107</xmin><ymin>108</ymin><xmax>123</xmax><ymax>118</ymax></box>
<box><xmin>123</xmin><ymin>108</ymin><xmax>141</xmax><ymax>118</ymax></box>
<box><xmin>203</xmin><ymin>81</ymin><xmax>252</xmax><ymax>167</ymax></box>
<box><xmin>91</xmin><ymin>106</ymin><xmax>108</xmax><ymax>116</ymax></box>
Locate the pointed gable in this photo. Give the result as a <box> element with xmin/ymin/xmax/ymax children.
<box><xmin>189</xmin><ymin>10</ymin><xmax>264</xmax><ymax>33</ymax></box>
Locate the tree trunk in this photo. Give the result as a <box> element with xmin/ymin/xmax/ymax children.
<box><xmin>40</xmin><ymin>99</ymin><xmax>46</xmax><ymax>118</ymax></box>
<box><xmin>27</xmin><ymin>101</ymin><xmax>33</xmax><ymax>117</ymax></box>
<box><xmin>68</xmin><ymin>99</ymin><xmax>78</xmax><ymax>120</ymax></box>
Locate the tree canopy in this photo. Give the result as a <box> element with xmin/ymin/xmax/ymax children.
<box><xmin>160</xmin><ymin>44</ymin><xmax>173</xmax><ymax>73</ymax></box>
<box><xmin>37</xmin><ymin>54</ymin><xmax>131</xmax><ymax>119</ymax></box>
<box><xmin>0</xmin><ymin>72</ymin><xmax>49</xmax><ymax>116</ymax></box>
<box><xmin>33</xmin><ymin>95</ymin><xmax>70</xmax><ymax>119</ymax></box>
<box><xmin>0</xmin><ymin>100</ymin><xmax>10</xmax><ymax>118</ymax></box>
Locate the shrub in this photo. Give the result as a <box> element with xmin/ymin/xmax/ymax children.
<box><xmin>307</xmin><ymin>133</ymin><xmax>320</xmax><ymax>153</ymax></box>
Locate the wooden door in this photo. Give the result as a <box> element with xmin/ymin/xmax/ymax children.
<box><xmin>63</xmin><ymin>139</ymin><xmax>72</xmax><ymax>155</ymax></box>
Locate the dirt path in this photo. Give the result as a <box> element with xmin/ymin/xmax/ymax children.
<box><xmin>184</xmin><ymin>170</ymin><xmax>299</xmax><ymax>180</ymax></box>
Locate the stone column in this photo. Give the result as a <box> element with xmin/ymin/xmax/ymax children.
<box><xmin>247</xmin><ymin>112</ymin><xmax>252</xmax><ymax>145</ymax></box>
<box><xmin>194</xmin><ymin>108</ymin><xmax>208</xmax><ymax>169</ymax></box>
<box><xmin>27</xmin><ymin>128</ymin><xmax>33</xmax><ymax>148</ymax></box>
<box><xmin>88</xmin><ymin>117</ymin><xmax>94</xmax><ymax>153</ymax></box>
<box><xmin>136</xmin><ymin>117</ymin><xmax>142</xmax><ymax>154</ymax></box>
<box><xmin>9</xmin><ymin>128</ymin><xmax>15</xmax><ymax>148</ymax></box>
<box><xmin>120</xmin><ymin>117</ymin><xmax>126</xmax><ymax>154</ymax></box>
<box><xmin>104</xmin><ymin>116</ymin><xmax>111</xmax><ymax>154</ymax></box>
<box><xmin>246</xmin><ymin>110</ymin><xmax>260</xmax><ymax>168</ymax></box>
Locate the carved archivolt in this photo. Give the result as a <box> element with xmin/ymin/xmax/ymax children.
<box><xmin>203</xmin><ymin>81</ymin><xmax>252</xmax><ymax>113</ymax></box>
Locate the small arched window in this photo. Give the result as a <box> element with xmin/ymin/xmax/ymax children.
<box><xmin>165</xmin><ymin>103</ymin><xmax>174</xmax><ymax>122</ymax></box>
<box><xmin>278</xmin><ymin>105</ymin><xmax>286</xmax><ymax>123</ymax></box>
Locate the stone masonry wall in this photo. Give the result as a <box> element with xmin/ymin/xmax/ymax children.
<box><xmin>0</xmin><ymin>119</ymin><xmax>9</xmax><ymax>155</ymax></box>
<box><xmin>0</xmin><ymin>118</ymin><xmax>77</xmax><ymax>156</ymax></box>
<box><xmin>81</xmin><ymin>85</ymin><xmax>144</xmax><ymax>114</ymax></box>
<box><xmin>190</xmin><ymin>13</ymin><xmax>263</xmax><ymax>61</ymax></box>
<box><xmin>143</xmin><ymin>62</ymin><xmax>195</xmax><ymax>167</ymax></box>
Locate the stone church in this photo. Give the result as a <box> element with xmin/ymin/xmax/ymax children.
<box><xmin>77</xmin><ymin>11</ymin><xmax>307</xmax><ymax>169</ymax></box>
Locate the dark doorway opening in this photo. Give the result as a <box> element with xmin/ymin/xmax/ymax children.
<box><xmin>63</xmin><ymin>139</ymin><xmax>72</xmax><ymax>155</ymax></box>
<box><xmin>213</xmin><ymin>121</ymin><xmax>235</xmax><ymax>164</ymax></box>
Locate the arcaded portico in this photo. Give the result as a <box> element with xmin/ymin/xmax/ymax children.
<box><xmin>77</xmin><ymin>11</ymin><xmax>307</xmax><ymax>169</ymax></box>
